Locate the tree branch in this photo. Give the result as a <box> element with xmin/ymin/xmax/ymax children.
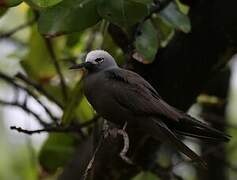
<box><xmin>15</xmin><ymin>72</ymin><xmax>63</xmax><ymax>108</ymax></box>
<box><xmin>10</xmin><ymin>115</ymin><xmax>100</xmax><ymax>135</ymax></box>
<box><xmin>0</xmin><ymin>99</ymin><xmax>49</xmax><ymax>127</ymax></box>
<box><xmin>0</xmin><ymin>71</ymin><xmax>59</xmax><ymax>123</ymax></box>
<box><xmin>82</xmin><ymin>132</ymin><xmax>104</xmax><ymax>180</ymax></box>
<box><xmin>44</xmin><ymin>38</ymin><xmax>68</xmax><ymax>101</ymax></box>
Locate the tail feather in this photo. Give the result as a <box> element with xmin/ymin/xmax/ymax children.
<box><xmin>143</xmin><ymin>118</ymin><xmax>207</xmax><ymax>168</ymax></box>
<box><xmin>172</xmin><ymin>115</ymin><xmax>231</xmax><ymax>142</ymax></box>
<box><xmin>174</xmin><ymin>130</ymin><xmax>226</xmax><ymax>142</ymax></box>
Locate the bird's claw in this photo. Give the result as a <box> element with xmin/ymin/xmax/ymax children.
<box><xmin>102</xmin><ymin>121</ymin><xmax>133</xmax><ymax>165</ymax></box>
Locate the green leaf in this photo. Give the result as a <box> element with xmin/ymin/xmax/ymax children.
<box><xmin>102</xmin><ymin>33</ymin><xmax>125</xmax><ymax>65</ymax></box>
<box><xmin>160</xmin><ymin>2</ymin><xmax>191</xmax><ymax>33</ymax></box>
<box><xmin>0</xmin><ymin>0</ymin><xmax>22</xmax><ymax>7</ymax></box>
<box><xmin>25</xmin><ymin>0</ymin><xmax>62</xmax><ymax>8</ymax></box>
<box><xmin>20</xmin><ymin>25</ymin><xmax>56</xmax><ymax>82</ymax></box>
<box><xmin>132</xmin><ymin>171</ymin><xmax>157</xmax><ymax>180</ymax></box>
<box><xmin>0</xmin><ymin>8</ymin><xmax>7</xmax><ymax>17</ymax></box>
<box><xmin>134</xmin><ymin>20</ymin><xmax>158</xmax><ymax>64</ymax></box>
<box><xmin>21</xmin><ymin>26</ymin><xmax>67</xmax><ymax>107</ymax></box>
<box><xmin>66</xmin><ymin>32</ymin><xmax>83</xmax><ymax>48</ymax></box>
<box><xmin>127</xmin><ymin>0</ymin><xmax>152</xmax><ymax>4</ymax></box>
<box><xmin>38</xmin><ymin>0</ymin><xmax>101</xmax><ymax>36</ymax></box>
<box><xmin>75</xmin><ymin>96</ymin><xmax>95</xmax><ymax>122</ymax></box>
<box><xmin>61</xmin><ymin>80</ymin><xmax>84</xmax><ymax>125</ymax></box>
<box><xmin>43</xmin><ymin>84</ymin><xmax>65</xmax><ymax>107</ymax></box>
<box><xmin>152</xmin><ymin>15</ymin><xmax>174</xmax><ymax>47</ymax></box>
<box><xmin>97</xmin><ymin>0</ymin><xmax>149</xmax><ymax>28</ymax></box>
<box><xmin>39</xmin><ymin>133</ymin><xmax>78</xmax><ymax>173</ymax></box>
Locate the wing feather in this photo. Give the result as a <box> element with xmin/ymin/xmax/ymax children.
<box><xmin>105</xmin><ymin>68</ymin><xmax>184</xmax><ymax>121</ymax></box>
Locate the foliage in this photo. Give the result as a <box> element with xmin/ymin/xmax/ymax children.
<box><xmin>1</xmin><ymin>0</ymin><xmax>235</xmax><ymax>180</ymax></box>
<box><xmin>39</xmin><ymin>133</ymin><xmax>79</xmax><ymax>173</ymax></box>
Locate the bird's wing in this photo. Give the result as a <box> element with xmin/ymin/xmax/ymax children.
<box><xmin>104</xmin><ymin>68</ymin><xmax>230</xmax><ymax>142</ymax></box>
<box><xmin>105</xmin><ymin>68</ymin><xmax>184</xmax><ymax>121</ymax></box>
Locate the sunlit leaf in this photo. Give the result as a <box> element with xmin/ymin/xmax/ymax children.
<box><xmin>97</xmin><ymin>0</ymin><xmax>149</xmax><ymax>28</ymax></box>
<box><xmin>160</xmin><ymin>2</ymin><xmax>191</xmax><ymax>33</ymax></box>
<box><xmin>133</xmin><ymin>20</ymin><xmax>158</xmax><ymax>64</ymax></box>
<box><xmin>20</xmin><ymin>25</ymin><xmax>66</xmax><ymax>106</ymax></box>
<box><xmin>21</xmin><ymin>25</ymin><xmax>56</xmax><ymax>82</ymax></box>
<box><xmin>75</xmin><ymin>96</ymin><xmax>95</xmax><ymax>122</ymax></box>
<box><xmin>38</xmin><ymin>0</ymin><xmax>101</xmax><ymax>36</ymax></box>
<box><xmin>43</xmin><ymin>84</ymin><xmax>65</xmax><ymax>107</ymax></box>
<box><xmin>176</xmin><ymin>0</ymin><xmax>189</xmax><ymax>14</ymax></box>
<box><xmin>152</xmin><ymin>15</ymin><xmax>174</xmax><ymax>47</ymax></box>
<box><xmin>39</xmin><ymin>133</ymin><xmax>78</xmax><ymax>173</ymax></box>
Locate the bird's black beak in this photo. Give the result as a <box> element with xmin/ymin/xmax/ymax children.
<box><xmin>69</xmin><ymin>62</ymin><xmax>91</xmax><ymax>70</ymax></box>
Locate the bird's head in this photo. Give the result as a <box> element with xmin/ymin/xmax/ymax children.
<box><xmin>70</xmin><ymin>50</ymin><xmax>118</xmax><ymax>73</ymax></box>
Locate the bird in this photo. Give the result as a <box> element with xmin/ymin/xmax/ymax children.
<box><xmin>70</xmin><ymin>50</ymin><xmax>230</xmax><ymax>167</ymax></box>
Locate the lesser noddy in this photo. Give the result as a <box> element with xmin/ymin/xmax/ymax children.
<box><xmin>70</xmin><ymin>50</ymin><xmax>230</xmax><ymax>167</ymax></box>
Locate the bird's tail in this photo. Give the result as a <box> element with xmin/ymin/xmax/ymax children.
<box><xmin>140</xmin><ymin>118</ymin><xmax>207</xmax><ymax>168</ymax></box>
<box><xmin>171</xmin><ymin>115</ymin><xmax>231</xmax><ymax>142</ymax></box>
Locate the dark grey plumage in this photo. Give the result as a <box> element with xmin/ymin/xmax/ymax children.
<box><xmin>70</xmin><ymin>50</ymin><xmax>230</xmax><ymax>167</ymax></box>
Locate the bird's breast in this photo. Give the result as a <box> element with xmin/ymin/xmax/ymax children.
<box><xmin>84</xmin><ymin>73</ymin><xmax>133</xmax><ymax>125</ymax></box>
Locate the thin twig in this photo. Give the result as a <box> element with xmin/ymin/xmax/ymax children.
<box><xmin>10</xmin><ymin>115</ymin><xmax>100</xmax><ymax>135</ymax></box>
<box><xmin>83</xmin><ymin>133</ymin><xmax>104</xmax><ymax>180</ymax></box>
<box><xmin>15</xmin><ymin>72</ymin><xmax>63</xmax><ymax>108</ymax></box>
<box><xmin>10</xmin><ymin>126</ymin><xmax>73</xmax><ymax>134</ymax></box>
<box><xmin>83</xmin><ymin>119</ymin><xmax>110</xmax><ymax>180</ymax></box>
<box><xmin>44</xmin><ymin>38</ymin><xmax>68</xmax><ymax>100</ymax></box>
<box><xmin>0</xmin><ymin>99</ymin><xmax>49</xmax><ymax>127</ymax></box>
<box><xmin>34</xmin><ymin>97</ymin><xmax>59</xmax><ymax>124</ymax></box>
<box><xmin>13</xmin><ymin>87</ymin><xmax>20</xmax><ymax>102</ymax></box>
<box><xmin>0</xmin><ymin>72</ymin><xmax>59</xmax><ymax>123</ymax></box>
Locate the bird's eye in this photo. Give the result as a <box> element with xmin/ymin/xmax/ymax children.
<box><xmin>94</xmin><ymin>57</ymin><xmax>104</xmax><ymax>63</ymax></box>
